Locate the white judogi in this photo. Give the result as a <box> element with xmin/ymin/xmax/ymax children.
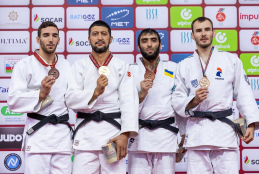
<box><xmin>128</xmin><ymin>59</ymin><xmax>187</xmax><ymax>174</ymax></box>
<box><xmin>7</xmin><ymin>54</ymin><xmax>72</xmax><ymax>173</ymax></box>
<box><xmin>65</xmin><ymin>55</ymin><xmax>139</xmax><ymax>174</ymax></box>
<box><xmin>172</xmin><ymin>48</ymin><xmax>259</xmax><ymax>173</ymax></box>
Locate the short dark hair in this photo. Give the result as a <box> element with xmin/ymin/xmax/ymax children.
<box><xmin>88</xmin><ymin>20</ymin><xmax>111</xmax><ymax>37</ymax></box>
<box><xmin>38</xmin><ymin>21</ymin><xmax>59</xmax><ymax>37</ymax></box>
<box><xmin>191</xmin><ymin>17</ymin><xmax>213</xmax><ymax>33</ymax></box>
<box><xmin>138</xmin><ymin>28</ymin><xmax>161</xmax><ymax>47</ymax></box>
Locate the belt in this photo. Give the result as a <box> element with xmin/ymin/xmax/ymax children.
<box><xmin>26</xmin><ymin>113</ymin><xmax>73</xmax><ymax>135</ymax></box>
<box><xmin>73</xmin><ymin>111</ymin><xmax>121</xmax><ymax>139</ymax></box>
<box><xmin>139</xmin><ymin>117</ymin><xmax>179</xmax><ymax>134</ymax></box>
<box><xmin>192</xmin><ymin>108</ymin><xmax>243</xmax><ymax>137</ymax></box>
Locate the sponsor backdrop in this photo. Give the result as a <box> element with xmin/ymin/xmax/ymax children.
<box><xmin>0</xmin><ymin>0</ymin><xmax>259</xmax><ymax>173</ymax></box>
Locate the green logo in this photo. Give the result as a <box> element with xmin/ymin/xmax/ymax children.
<box><xmin>170</xmin><ymin>6</ymin><xmax>203</xmax><ymax>28</ymax></box>
<box><xmin>1</xmin><ymin>106</ymin><xmax>23</xmax><ymax>116</ymax></box>
<box><xmin>136</xmin><ymin>0</ymin><xmax>167</xmax><ymax>4</ymax></box>
<box><xmin>240</xmin><ymin>53</ymin><xmax>259</xmax><ymax>75</ymax></box>
<box><xmin>213</xmin><ymin>30</ymin><xmax>237</xmax><ymax>51</ymax></box>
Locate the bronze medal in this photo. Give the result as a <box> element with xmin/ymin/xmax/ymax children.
<box><xmin>48</xmin><ymin>68</ymin><xmax>59</xmax><ymax>79</ymax></box>
<box><xmin>199</xmin><ymin>76</ymin><xmax>210</xmax><ymax>87</ymax></box>
<box><xmin>144</xmin><ymin>70</ymin><xmax>155</xmax><ymax>81</ymax></box>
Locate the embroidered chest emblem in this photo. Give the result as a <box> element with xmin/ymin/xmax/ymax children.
<box><xmin>191</xmin><ymin>79</ymin><xmax>199</xmax><ymax>88</ymax></box>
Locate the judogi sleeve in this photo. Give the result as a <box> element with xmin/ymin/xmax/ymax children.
<box><xmin>65</xmin><ymin>60</ymin><xmax>97</xmax><ymax>110</ymax></box>
<box><xmin>233</xmin><ymin>57</ymin><xmax>259</xmax><ymax>129</ymax></box>
<box><xmin>7</xmin><ymin>61</ymin><xmax>42</xmax><ymax>113</ymax></box>
<box><xmin>118</xmin><ymin>63</ymin><xmax>139</xmax><ymax>137</ymax></box>
<box><xmin>172</xmin><ymin>62</ymin><xmax>198</xmax><ymax>117</ymax></box>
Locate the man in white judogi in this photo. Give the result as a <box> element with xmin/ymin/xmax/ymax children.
<box><xmin>65</xmin><ymin>20</ymin><xmax>138</xmax><ymax>174</ymax></box>
<box><xmin>7</xmin><ymin>21</ymin><xmax>72</xmax><ymax>174</ymax></box>
<box><xmin>172</xmin><ymin>17</ymin><xmax>259</xmax><ymax>174</ymax></box>
<box><xmin>127</xmin><ymin>28</ymin><xmax>186</xmax><ymax>174</ymax></box>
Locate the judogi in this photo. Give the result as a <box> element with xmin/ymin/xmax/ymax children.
<box><xmin>128</xmin><ymin>59</ymin><xmax>187</xmax><ymax>174</ymax></box>
<box><xmin>7</xmin><ymin>54</ymin><xmax>72</xmax><ymax>174</ymax></box>
<box><xmin>172</xmin><ymin>48</ymin><xmax>259</xmax><ymax>174</ymax></box>
<box><xmin>65</xmin><ymin>55</ymin><xmax>138</xmax><ymax>174</ymax></box>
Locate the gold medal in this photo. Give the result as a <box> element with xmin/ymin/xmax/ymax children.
<box><xmin>199</xmin><ymin>77</ymin><xmax>210</xmax><ymax>87</ymax></box>
<box><xmin>99</xmin><ymin>66</ymin><xmax>110</xmax><ymax>76</ymax></box>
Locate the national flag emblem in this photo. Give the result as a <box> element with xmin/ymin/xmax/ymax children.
<box><xmin>127</xmin><ymin>71</ymin><xmax>131</xmax><ymax>77</ymax></box>
<box><xmin>191</xmin><ymin>79</ymin><xmax>199</xmax><ymax>88</ymax></box>
<box><xmin>164</xmin><ymin>69</ymin><xmax>174</xmax><ymax>78</ymax></box>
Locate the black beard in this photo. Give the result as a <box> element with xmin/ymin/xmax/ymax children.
<box><xmin>195</xmin><ymin>35</ymin><xmax>213</xmax><ymax>49</ymax></box>
<box><xmin>140</xmin><ymin>46</ymin><xmax>160</xmax><ymax>62</ymax></box>
<box><xmin>90</xmin><ymin>40</ymin><xmax>110</xmax><ymax>53</ymax></box>
<box><xmin>40</xmin><ymin>40</ymin><xmax>57</xmax><ymax>54</ymax></box>
<box><xmin>91</xmin><ymin>45</ymin><xmax>109</xmax><ymax>53</ymax></box>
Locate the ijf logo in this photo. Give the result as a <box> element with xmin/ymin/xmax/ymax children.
<box><xmin>34</xmin><ymin>14</ymin><xmax>39</xmax><ymax>22</ymax></box>
<box><xmin>4</xmin><ymin>153</ymin><xmax>22</xmax><ymax>171</ymax></box>
<box><xmin>5</xmin><ymin>57</ymin><xmax>22</xmax><ymax>74</ymax></box>
<box><xmin>101</xmin><ymin>7</ymin><xmax>133</xmax><ymax>28</ymax></box>
<box><xmin>215</xmin><ymin>67</ymin><xmax>224</xmax><ymax>80</ymax></box>
<box><xmin>244</xmin><ymin>156</ymin><xmax>250</xmax><ymax>164</ymax></box>
<box><xmin>251</xmin><ymin>31</ymin><xmax>259</xmax><ymax>46</ymax></box>
<box><xmin>216</xmin><ymin>8</ymin><xmax>226</xmax><ymax>22</ymax></box>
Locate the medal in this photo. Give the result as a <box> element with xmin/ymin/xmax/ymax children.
<box><xmin>89</xmin><ymin>53</ymin><xmax>113</xmax><ymax>76</ymax></box>
<box><xmin>48</xmin><ymin>68</ymin><xmax>59</xmax><ymax>79</ymax></box>
<box><xmin>34</xmin><ymin>50</ymin><xmax>60</xmax><ymax>79</ymax></box>
<box><xmin>98</xmin><ymin>66</ymin><xmax>110</xmax><ymax>76</ymax></box>
<box><xmin>144</xmin><ymin>70</ymin><xmax>155</xmax><ymax>81</ymax></box>
<box><xmin>141</xmin><ymin>57</ymin><xmax>159</xmax><ymax>81</ymax></box>
<box><xmin>199</xmin><ymin>77</ymin><xmax>210</xmax><ymax>88</ymax></box>
<box><xmin>197</xmin><ymin>47</ymin><xmax>214</xmax><ymax>88</ymax></box>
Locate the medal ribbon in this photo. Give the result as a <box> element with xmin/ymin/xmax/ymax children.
<box><xmin>34</xmin><ymin>49</ymin><xmax>58</xmax><ymax>69</ymax></box>
<box><xmin>196</xmin><ymin>47</ymin><xmax>214</xmax><ymax>77</ymax></box>
<box><xmin>142</xmin><ymin>58</ymin><xmax>159</xmax><ymax>74</ymax></box>
<box><xmin>89</xmin><ymin>52</ymin><xmax>113</xmax><ymax>69</ymax></box>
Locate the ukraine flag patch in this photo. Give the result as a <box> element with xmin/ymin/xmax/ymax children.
<box><xmin>164</xmin><ymin>69</ymin><xmax>174</xmax><ymax>78</ymax></box>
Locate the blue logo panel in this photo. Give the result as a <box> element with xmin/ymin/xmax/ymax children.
<box><xmin>171</xmin><ymin>54</ymin><xmax>192</xmax><ymax>63</ymax></box>
<box><xmin>4</xmin><ymin>153</ymin><xmax>22</xmax><ymax>171</ymax></box>
<box><xmin>101</xmin><ymin>7</ymin><xmax>133</xmax><ymax>28</ymax></box>
<box><xmin>67</xmin><ymin>0</ymin><xmax>99</xmax><ymax>5</ymax></box>
<box><xmin>136</xmin><ymin>30</ymin><xmax>168</xmax><ymax>52</ymax></box>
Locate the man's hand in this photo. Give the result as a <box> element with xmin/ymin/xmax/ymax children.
<box><xmin>39</xmin><ymin>76</ymin><xmax>55</xmax><ymax>101</ymax></box>
<box><xmin>88</xmin><ymin>75</ymin><xmax>108</xmax><ymax>104</ymax></box>
<box><xmin>186</xmin><ymin>87</ymin><xmax>209</xmax><ymax>110</ymax></box>
<box><xmin>108</xmin><ymin>132</ymin><xmax>130</xmax><ymax>160</ymax></box>
<box><xmin>95</xmin><ymin>74</ymin><xmax>108</xmax><ymax>96</ymax></box>
<box><xmin>139</xmin><ymin>79</ymin><xmax>153</xmax><ymax>103</ymax></box>
<box><xmin>242</xmin><ymin>123</ymin><xmax>255</xmax><ymax>144</ymax></box>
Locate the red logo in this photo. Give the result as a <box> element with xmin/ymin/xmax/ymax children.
<box><xmin>216</xmin><ymin>8</ymin><xmax>226</xmax><ymax>22</ymax></box>
<box><xmin>251</xmin><ymin>31</ymin><xmax>259</xmax><ymax>45</ymax></box>
<box><xmin>127</xmin><ymin>71</ymin><xmax>131</xmax><ymax>77</ymax></box>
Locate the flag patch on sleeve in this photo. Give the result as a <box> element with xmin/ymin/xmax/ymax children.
<box><xmin>127</xmin><ymin>71</ymin><xmax>131</xmax><ymax>77</ymax></box>
<box><xmin>164</xmin><ymin>69</ymin><xmax>174</xmax><ymax>78</ymax></box>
